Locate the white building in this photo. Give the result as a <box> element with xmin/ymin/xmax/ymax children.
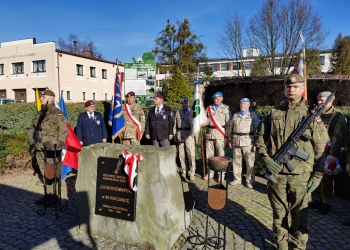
<box><xmin>0</xmin><ymin>38</ymin><xmax>123</xmax><ymax>103</ymax></box>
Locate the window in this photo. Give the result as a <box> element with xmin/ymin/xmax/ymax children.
<box><xmin>209</xmin><ymin>64</ymin><xmax>217</xmax><ymax>71</ymax></box>
<box><xmin>90</xmin><ymin>67</ymin><xmax>96</xmax><ymax>77</ymax></box>
<box><xmin>0</xmin><ymin>64</ymin><xmax>4</xmax><ymax>75</ymax></box>
<box><xmin>221</xmin><ymin>63</ymin><xmax>229</xmax><ymax>71</ymax></box>
<box><xmin>33</xmin><ymin>60</ymin><xmax>46</xmax><ymax>72</ymax></box>
<box><xmin>320</xmin><ymin>56</ymin><xmax>325</xmax><ymax>66</ymax></box>
<box><xmin>105</xmin><ymin>93</ymin><xmax>108</xmax><ymax>100</ymax></box>
<box><xmin>76</xmin><ymin>64</ymin><xmax>84</xmax><ymax>76</ymax></box>
<box><xmin>275</xmin><ymin>59</ymin><xmax>281</xmax><ymax>68</ymax></box>
<box><xmin>232</xmin><ymin>62</ymin><xmax>240</xmax><ymax>70</ymax></box>
<box><xmin>102</xmin><ymin>69</ymin><xmax>107</xmax><ymax>79</ymax></box>
<box><xmin>199</xmin><ymin>64</ymin><xmax>206</xmax><ymax>72</ymax></box>
<box><xmin>158</xmin><ymin>80</ymin><xmax>163</xmax><ymax>87</ymax></box>
<box><xmin>244</xmin><ymin>61</ymin><xmax>252</xmax><ymax>70</ymax></box>
<box><xmin>67</xmin><ymin>91</ymin><xmax>71</xmax><ymax>100</ymax></box>
<box><xmin>82</xmin><ymin>92</ymin><xmax>86</xmax><ymax>101</ymax></box>
<box><xmin>92</xmin><ymin>93</ymin><xmax>96</xmax><ymax>100</ymax></box>
<box><xmin>12</xmin><ymin>62</ymin><xmax>24</xmax><ymax>74</ymax></box>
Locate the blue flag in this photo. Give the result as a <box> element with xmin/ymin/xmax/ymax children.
<box><xmin>59</xmin><ymin>91</ymin><xmax>68</xmax><ymax>120</ymax></box>
<box><xmin>108</xmin><ymin>72</ymin><xmax>125</xmax><ymax>140</ymax></box>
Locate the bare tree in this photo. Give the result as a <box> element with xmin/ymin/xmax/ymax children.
<box><xmin>58</xmin><ymin>33</ymin><xmax>104</xmax><ymax>59</ymax></box>
<box><xmin>218</xmin><ymin>12</ymin><xmax>246</xmax><ymax>77</ymax></box>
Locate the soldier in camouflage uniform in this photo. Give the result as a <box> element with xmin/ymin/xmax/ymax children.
<box><xmin>121</xmin><ymin>91</ymin><xmax>145</xmax><ymax>145</ymax></box>
<box><xmin>204</xmin><ymin>92</ymin><xmax>231</xmax><ymax>181</ymax></box>
<box><xmin>256</xmin><ymin>74</ymin><xmax>329</xmax><ymax>250</ymax></box>
<box><xmin>27</xmin><ymin>90</ymin><xmax>68</xmax><ymax>206</ymax></box>
<box><xmin>309</xmin><ymin>91</ymin><xmax>347</xmax><ymax>214</ymax></box>
<box><xmin>227</xmin><ymin>98</ymin><xmax>261</xmax><ymax>188</ymax></box>
<box><xmin>173</xmin><ymin>97</ymin><xmax>196</xmax><ymax>181</ymax></box>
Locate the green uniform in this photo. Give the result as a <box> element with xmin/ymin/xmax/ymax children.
<box><xmin>122</xmin><ymin>103</ymin><xmax>145</xmax><ymax>145</ymax></box>
<box><xmin>27</xmin><ymin>103</ymin><xmax>68</xmax><ymax>192</ymax></box>
<box><xmin>312</xmin><ymin>106</ymin><xmax>347</xmax><ymax>204</ymax></box>
<box><xmin>256</xmin><ymin>100</ymin><xmax>328</xmax><ymax>249</ymax></box>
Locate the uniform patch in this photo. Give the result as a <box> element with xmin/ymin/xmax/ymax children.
<box><xmin>317</xmin><ymin>119</ymin><xmax>322</xmax><ymax>124</ymax></box>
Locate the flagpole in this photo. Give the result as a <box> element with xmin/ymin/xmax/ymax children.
<box><xmin>200</xmin><ymin>126</ymin><xmax>207</xmax><ymax>177</ymax></box>
<box><xmin>299</xmin><ymin>30</ymin><xmax>308</xmax><ymax>103</ymax></box>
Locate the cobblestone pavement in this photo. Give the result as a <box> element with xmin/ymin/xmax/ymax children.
<box><xmin>1</xmin><ymin>168</ymin><xmax>350</xmax><ymax>250</ymax></box>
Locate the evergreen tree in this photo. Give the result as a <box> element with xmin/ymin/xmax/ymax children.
<box><xmin>330</xmin><ymin>34</ymin><xmax>350</xmax><ymax>75</ymax></box>
<box><xmin>165</xmin><ymin>67</ymin><xmax>192</xmax><ymax>103</ymax></box>
<box><xmin>202</xmin><ymin>65</ymin><xmax>216</xmax><ymax>82</ymax></box>
<box><xmin>304</xmin><ymin>48</ymin><xmax>321</xmax><ymax>74</ymax></box>
<box><xmin>250</xmin><ymin>56</ymin><xmax>270</xmax><ymax>77</ymax></box>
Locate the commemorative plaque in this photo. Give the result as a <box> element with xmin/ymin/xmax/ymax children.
<box><xmin>95</xmin><ymin>157</ymin><xmax>137</xmax><ymax>221</ymax></box>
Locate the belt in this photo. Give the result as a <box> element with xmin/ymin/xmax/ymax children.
<box><xmin>177</xmin><ymin>128</ymin><xmax>191</xmax><ymax>130</ymax></box>
<box><xmin>233</xmin><ymin>132</ymin><xmax>254</xmax><ymax>136</ymax></box>
<box><xmin>208</xmin><ymin>125</ymin><xmax>226</xmax><ymax>129</ymax></box>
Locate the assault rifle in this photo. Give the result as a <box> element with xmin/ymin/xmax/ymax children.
<box><xmin>28</xmin><ymin>102</ymin><xmax>48</xmax><ymax>156</ymax></box>
<box><xmin>265</xmin><ymin>93</ymin><xmax>334</xmax><ymax>184</ymax></box>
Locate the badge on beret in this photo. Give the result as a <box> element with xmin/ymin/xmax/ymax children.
<box><xmin>290</xmin><ymin>77</ymin><xmax>296</xmax><ymax>82</ymax></box>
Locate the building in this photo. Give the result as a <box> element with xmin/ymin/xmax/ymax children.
<box><xmin>0</xmin><ymin>38</ymin><xmax>123</xmax><ymax>103</ymax></box>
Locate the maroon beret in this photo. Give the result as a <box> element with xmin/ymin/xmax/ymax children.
<box><xmin>40</xmin><ymin>90</ymin><xmax>55</xmax><ymax>97</ymax></box>
<box><xmin>84</xmin><ymin>100</ymin><xmax>94</xmax><ymax>107</ymax></box>
<box><xmin>125</xmin><ymin>91</ymin><xmax>135</xmax><ymax>97</ymax></box>
<box><xmin>154</xmin><ymin>93</ymin><xmax>164</xmax><ymax>99</ymax></box>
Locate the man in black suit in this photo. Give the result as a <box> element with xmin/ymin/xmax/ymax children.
<box><xmin>145</xmin><ymin>93</ymin><xmax>174</xmax><ymax>147</ymax></box>
<box><xmin>76</xmin><ymin>100</ymin><xmax>108</xmax><ymax>146</ymax></box>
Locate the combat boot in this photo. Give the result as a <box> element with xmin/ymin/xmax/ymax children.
<box><xmin>308</xmin><ymin>200</ymin><xmax>322</xmax><ymax>209</ymax></box>
<box><xmin>319</xmin><ymin>203</ymin><xmax>330</xmax><ymax>215</ymax></box>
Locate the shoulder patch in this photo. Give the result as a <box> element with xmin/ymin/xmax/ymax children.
<box><xmin>316</xmin><ymin>119</ymin><xmax>323</xmax><ymax>124</ymax></box>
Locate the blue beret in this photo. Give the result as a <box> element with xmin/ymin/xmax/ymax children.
<box><xmin>240</xmin><ymin>98</ymin><xmax>250</xmax><ymax>103</ymax></box>
<box><xmin>212</xmin><ymin>92</ymin><xmax>223</xmax><ymax>99</ymax></box>
<box><xmin>181</xmin><ymin>97</ymin><xmax>189</xmax><ymax>103</ymax></box>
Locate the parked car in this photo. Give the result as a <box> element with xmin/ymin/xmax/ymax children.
<box><xmin>0</xmin><ymin>98</ymin><xmax>18</xmax><ymax>105</ymax></box>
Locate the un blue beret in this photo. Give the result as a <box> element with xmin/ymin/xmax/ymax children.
<box><xmin>181</xmin><ymin>97</ymin><xmax>189</xmax><ymax>103</ymax></box>
<box><xmin>240</xmin><ymin>98</ymin><xmax>250</xmax><ymax>103</ymax></box>
<box><xmin>212</xmin><ymin>92</ymin><xmax>223</xmax><ymax>99</ymax></box>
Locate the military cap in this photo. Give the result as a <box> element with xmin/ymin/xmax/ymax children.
<box><xmin>240</xmin><ymin>98</ymin><xmax>250</xmax><ymax>103</ymax></box>
<box><xmin>154</xmin><ymin>93</ymin><xmax>164</xmax><ymax>99</ymax></box>
<box><xmin>40</xmin><ymin>90</ymin><xmax>55</xmax><ymax>97</ymax></box>
<box><xmin>212</xmin><ymin>92</ymin><xmax>223</xmax><ymax>99</ymax></box>
<box><xmin>181</xmin><ymin>97</ymin><xmax>189</xmax><ymax>103</ymax></box>
<box><xmin>125</xmin><ymin>91</ymin><xmax>135</xmax><ymax>97</ymax></box>
<box><xmin>284</xmin><ymin>74</ymin><xmax>304</xmax><ymax>84</ymax></box>
<box><xmin>317</xmin><ymin>91</ymin><xmax>335</xmax><ymax>100</ymax></box>
<box><xmin>84</xmin><ymin>100</ymin><xmax>94</xmax><ymax>107</ymax></box>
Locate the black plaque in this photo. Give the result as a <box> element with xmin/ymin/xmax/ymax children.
<box><xmin>95</xmin><ymin>157</ymin><xmax>137</xmax><ymax>221</ymax></box>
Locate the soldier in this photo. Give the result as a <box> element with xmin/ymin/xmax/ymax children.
<box><xmin>309</xmin><ymin>91</ymin><xmax>347</xmax><ymax>214</ymax></box>
<box><xmin>227</xmin><ymin>98</ymin><xmax>261</xmax><ymax>188</ymax></box>
<box><xmin>343</xmin><ymin>140</ymin><xmax>350</xmax><ymax>226</ymax></box>
<box><xmin>173</xmin><ymin>97</ymin><xmax>196</xmax><ymax>181</ymax></box>
<box><xmin>27</xmin><ymin>90</ymin><xmax>68</xmax><ymax>207</ymax></box>
<box><xmin>204</xmin><ymin>92</ymin><xmax>231</xmax><ymax>181</ymax></box>
<box><xmin>256</xmin><ymin>74</ymin><xmax>329</xmax><ymax>249</ymax></box>
<box><xmin>121</xmin><ymin>91</ymin><xmax>145</xmax><ymax>145</ymax></box>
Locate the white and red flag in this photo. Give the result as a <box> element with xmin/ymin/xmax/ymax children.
<box><xmin>123</xmin><ymin>150</ymin><xmax>143</xmax><ymax>191</ymax></box>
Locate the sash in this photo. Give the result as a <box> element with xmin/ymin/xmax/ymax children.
<box><xmin>207</xmin><ymin>106</ymin><xmax>225</xmax><ymax>137</ymax></box>
<box><xmin>124</xmin><ymin>104</ymin><xmax>142</xmax><ymax>139</ymax></box>
<box><xmin>123</xmin><ymin>150</ymin><xmax>143</xmax><ymax>191</ymax></box>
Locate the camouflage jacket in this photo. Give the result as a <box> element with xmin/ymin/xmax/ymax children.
<box><xmin>27</xmin><ymin>103</ymin><xmax>68</xmax><ymax>151</ymax></box>
<box><xmin>256</xmin><ymin>100</ymin><xmax>329</xmax><ymax>175</ymax></box>
<box><xmin>227</xmin><ymin>111</ymin><xmax>261</xmax><ymax>147</ymax></box>
<box><xmin>173</xmin><ymin>109</ymin><xmax>192</xmax><ymax>142</ymax></box>
<box><xmin>320</xmin><ymin>106</ymin><xmax>347</xmax><ymax>157</ymax></box>
<box><xmin>206</xmin><ymin>103</ymin><xmax>230</xmax><ymax>140</ymax></box>
<box><xmin>122</xmin><ymin>103</ymin><xmax>145</xmax><ymax>139</ymax></box>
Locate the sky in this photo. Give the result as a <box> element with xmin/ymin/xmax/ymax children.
<box><xmin>1</xmin><ymin>0</ymin><xmax>349</xmax><ymax>64</ymax></box>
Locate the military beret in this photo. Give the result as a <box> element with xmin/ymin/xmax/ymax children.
<box><xmin>240</xmin><ymin>98</ymin><xmax>250</xmax><ymax>103</ymax></box>
<box><xmin>154</xmin><ymin>93</ymin><xmax>164</xmax><ymax>99</ymax></box>
<box><xmin>181</xmin><ymin>97</ymin><xmax>189</xmax><ymax>103</ymax></box>
<box><xmin>212</xmin><ymin>92</ymin><xmax>223</xmax><ymax>99</ymax></box>
<box><xmin>40</xmin><ymin>90</ymin><xmax>55</xmax><ymax>97</ymax></box>
<box><xmin>284</xmin><ymin>74</ymin><xmax>304</xmax><ymax>85</ymax></box>
<box><xmin>125</xmin><ymin>91</ymin><xmax>135</xmax><ymax>97</ymax></box>
<box><xmin>317</xmin><ymin>91</ymin><xmax>335</xmax><ymax>100</ymax></box>
<box><xmin>84</xmin><ymin>100</ymin><xmax>94</xmax><ymax>107</ymax></box>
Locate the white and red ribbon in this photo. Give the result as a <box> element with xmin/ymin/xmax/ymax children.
<box><xmin>123</xmin><ymin>150</ymin><xmax>143</xmax><ymax>191</ymax></box>
<box><xmin>124</xmin><ymin>103</ymin><xmax>142</xmax><ymax>139</ymax></box>
<box><xmin>207</xmin><ymin>106</ymin><xmax>225</xmax><ymax>137</ymax></box>
<box><xmin>324</xmin><ymin>140</ymin><xmax>341</xmax><ymax>173</ymax></box>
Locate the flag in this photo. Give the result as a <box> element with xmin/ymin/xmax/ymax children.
<box><xmin>297</xmin><ymin>53</ymin><xmax>304</xmax><ymax>77</ymax></box>
<box><xmin>35</xmin><ymin>88</ymin><xmax>41</xmax><ymax>112</ymax></box>
<box><xmin>108</xmin><ymin>72</ymin><xmax>125</xmax><ymax>140</ymax></box>
<box><xmin>191</xmin><ymin>78</ymin><xmax>208</xmax><ymax>138</ymax></box>
<box><xmin>58</xmin><ymin>92</ymin><xmax>82</xmax><ymax>180</ymax></box>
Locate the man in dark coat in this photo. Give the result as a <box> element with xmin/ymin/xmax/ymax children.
<box><xmin>76</xmin><ymin>100</ymin><xmax>108</xmax><ymax>146</ymax></box>
<box><xmin>145</xmin><ymin>93</ymin><xmax>174</xmax><ymax>147</ymax></box>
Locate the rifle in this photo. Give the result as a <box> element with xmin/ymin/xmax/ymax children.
<box><xmin>28</xmin><ymin>102</ymin><xmax>48</xmax><ymax>156</ymax></box>
<box><xmin>265</xmin><ymin>93</ymin><xmax>334</xmax><ymax>184</ymax></box>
